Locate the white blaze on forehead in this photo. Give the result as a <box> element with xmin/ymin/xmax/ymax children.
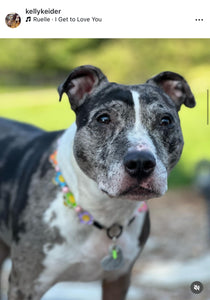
<box><xmin>129</xmin><ymin>90</ymin><xmax>157</xmax><ymax>155</ymax></box>
<box><xmin>132</xmin><ymin>90</ymin><xmax>142</xmax><ymax>132</ymax></box>
<box><xmin>129</xmin><ymin>90</ymin><xmax>151</xmax><ymax>149</ymax></box>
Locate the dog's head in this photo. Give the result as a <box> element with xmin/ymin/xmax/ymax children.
<box><xmin>58</xmin><ymin>65</ymin><xmax>195</xmax><ymax>201</ymax></box>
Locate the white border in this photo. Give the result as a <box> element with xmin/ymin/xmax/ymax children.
<box><xmin>0</xmin><ymin>0</ymin><xmax>210</xmax><ymax>38</ymax></box>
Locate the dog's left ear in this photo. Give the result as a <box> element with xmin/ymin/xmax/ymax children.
<box><xmin>58</xmin><ymin>65</ymin><xmax>108</xmax><ymax>111</ymax></box>
<box><xmin>146</xmin><ymin>71</ymin><xmax>196</xmax><ymax>111</ymax></box>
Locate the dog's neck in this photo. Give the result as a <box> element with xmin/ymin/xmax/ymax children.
<box><xmin>57</xmin><ymin>123</ymin><xmax>140</xmax><ymax>227</ymax></box>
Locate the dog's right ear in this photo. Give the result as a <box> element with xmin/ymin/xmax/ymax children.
<box><xmin>58</xmin><ymin>65</ymin><xmax>108</xmax><ymax>111</ymax></box>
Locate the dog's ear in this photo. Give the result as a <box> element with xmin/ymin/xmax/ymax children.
<box><xmin>58</xmin><ymin>65</ymin><xmax>108</xmax><ymax>111</ymax></box>
<box><xmin>146</xmin><ymin>71</ymin><xmax>196</xmax><ymax>111</ymax></box>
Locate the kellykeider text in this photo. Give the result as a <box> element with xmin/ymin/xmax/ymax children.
<box><xmin>25</xmin><ymin>8</ymin><xmax>61</xmax><ymax>15</ymax></box>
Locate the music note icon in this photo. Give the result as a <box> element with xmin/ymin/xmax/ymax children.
<box><xmin>26</xmin><ymin>16</ymin><xmax>31</xmax><ymax>22</ymax></box>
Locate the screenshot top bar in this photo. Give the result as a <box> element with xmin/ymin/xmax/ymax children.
<box><xmin>0</xmin><ymin>0</ymin><xmax>209</xmax><ymax>38</ymax></box>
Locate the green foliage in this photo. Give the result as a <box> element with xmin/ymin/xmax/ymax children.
<box><xmin>1</xmin><ymin>39</ymin><xmax>210</xmax><ymax>85</ymax></box>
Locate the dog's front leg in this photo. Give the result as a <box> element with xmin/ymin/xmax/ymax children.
<box><xmin>102</xmin><ymin>271</ymin><xmax>131</xmax><ymax>300</ymax></box>
<box><xmin>8</xmin><ymin>267</ymin><xmax>38</xmax><ymax>300</ymax></box>
<box><xmin>8</xmin><ymin>263</ymin><xmax>45</xmax><ymax>300</ymax></box>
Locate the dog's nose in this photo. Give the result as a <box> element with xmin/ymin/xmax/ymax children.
<box><xmin>124</xmin><ymin>151</ymin><xmax>156</xmax><ymax>179</ymax></box>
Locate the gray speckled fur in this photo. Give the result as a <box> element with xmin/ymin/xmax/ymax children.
<box><xmin>0</xmin><ymin>118</ymin><xmax>64</xmax><ymax>299</ymax></box>
<box><xmin>73</xmin><ymin>84</ymin><xmax>184</xmax><ymax>189</ymax></box>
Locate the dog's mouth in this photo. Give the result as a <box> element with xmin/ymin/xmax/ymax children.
<box><xmin>101</xmin><ymin>185</ymin><xmax>160</xmax><ymax>201</ymax></box>
<box><xmin>120</xmin><ymin>185</ymin><xmax>160</xmax><ymax>200</ymax></box>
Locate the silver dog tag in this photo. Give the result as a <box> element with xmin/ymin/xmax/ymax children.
<box><xmin>101</xmin><ymin>245</ymin><xmax>124</xmax><ymax>271</ymax></box>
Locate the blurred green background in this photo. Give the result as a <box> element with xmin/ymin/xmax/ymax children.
<box><xmin>0</xmin><ymin>39</ymin><xmax>210</xmax><ymax>188</ymax></box>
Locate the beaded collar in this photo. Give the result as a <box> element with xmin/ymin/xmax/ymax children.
<box><xmin>49</xmin><ymin>149</ymin><xmax>148</xmax><ymax>270</ymax></box>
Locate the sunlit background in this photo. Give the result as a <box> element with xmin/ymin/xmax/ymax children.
<box><xmin>1</xmin><ymin>39</ymin><xmax>210</xmax><ymax>299</ymax></box>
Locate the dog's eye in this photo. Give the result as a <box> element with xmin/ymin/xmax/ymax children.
<box><xmin>96</xmin><ymin>114</ymin><xmax>111</xmax><ymax>124</ymax></box>
<box><xmin>160</xmin><ymin>116</ymin><xmax>172</xmax><ymax>127</ymax></box>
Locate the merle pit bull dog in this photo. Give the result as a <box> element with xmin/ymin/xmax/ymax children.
<box><xmin>0</xmin><ymin>65</ymin><xmax>195</xmax><ymax>300</ymax></box>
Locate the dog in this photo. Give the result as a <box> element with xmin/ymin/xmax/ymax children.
<box><xmin>0</xmin><ymin>65</ymin><xmax>195</xmax><ymax>300</ymax></box>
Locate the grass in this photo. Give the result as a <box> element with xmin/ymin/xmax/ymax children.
<box><xmin>0</xmin><ymin>88</ymin><xmax>75</xmax><ymax>130</ymax></box>
<box><xmin>0</xmin><ymin>84</ymin><xmax>209</xmax><ymax>188</ymax></box>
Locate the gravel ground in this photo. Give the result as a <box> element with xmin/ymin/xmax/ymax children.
<box><xmin>1</xmin><ymin>189</ymin><xmax>209</xmax><ymax>300</ymax></box>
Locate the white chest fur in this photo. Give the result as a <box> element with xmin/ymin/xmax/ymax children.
<box><xmin>37</xmin><ymin>191</ymin><xmax>146</xmax><ymax>289</ymax></box>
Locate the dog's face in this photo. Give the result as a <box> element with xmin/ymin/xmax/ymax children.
<box><xmin>58</xmin><ymin>66</ymin><xmax>195</xmax><ymax>201</ymax></box>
